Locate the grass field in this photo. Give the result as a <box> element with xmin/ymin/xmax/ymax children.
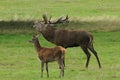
<box><xmin>0</xmin><ymin>0</ymin><xmax>120</xmax><ymax>80</ymax></box>
<box><xmin>0</xmin><ymin>32</ymin><xmax>120</xmax><ymax>80</ymax></box>
<box><xmin>0</xmin><ymin>0</ymin><xmax>120</xmax><ymax>20</ymax></box>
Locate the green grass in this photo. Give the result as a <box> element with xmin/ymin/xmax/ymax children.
<box><xmin>0</xmin><ymin>0</ymin><xmax>120</xmax><ymax>80</ymax></box>
<box><xmin>0</xmin><ymin>32</ymin><xmax>120</xmax><ymax>80</ymax></box>
<box><xmin>0</xmin><ymin>0</ymin><xmax>120</xmax><ymax>20</ymax></box>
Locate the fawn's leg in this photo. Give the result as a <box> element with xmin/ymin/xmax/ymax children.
<box><xmin>63</xmin><ymin>57</ymin><xmax>65</xmax><ymax>67</ymax></box>
<box><xmin>58</xmin><ymin>59</ymin><xmax>64</xmax><ymax>77</ymax></box>
<box><xmin>41</xmin><ymin>62</ymin><xmax>44</xmax><ymax>78</ymax></box>
<box><xmin>61</xmin><ymin>63</ymin><xmax>64</xmax><ymax>77</ymax></box>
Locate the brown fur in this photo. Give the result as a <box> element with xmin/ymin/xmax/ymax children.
<box><xmin>29</xmin><ymin>35</ymin><xmax>66</xmax><ymax>78</ymax></box>
<box><xmin>34</xmin><ymin>22</ymin><xmax>102</xmax><ymax>68</ymax></box>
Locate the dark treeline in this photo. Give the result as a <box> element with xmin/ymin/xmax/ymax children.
<box><xmin>0</xmin><ymin>20</ymin><xmax>120</xmax><ymax>32</ymax></box>
<box><xmin>0</xmin><ymin>21</ymin><xmax>34</xmax><ymax>29</ymax></box>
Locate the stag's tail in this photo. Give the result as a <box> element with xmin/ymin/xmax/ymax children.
<box><xmin>88</xmin><ymin>35</ymin><xmax>93</xmax><ymax>46</ymax></box>
<box><xmin>82</xmin><ymin>35</ymin><xmax>93</xmax><ymax>47</ymax></box>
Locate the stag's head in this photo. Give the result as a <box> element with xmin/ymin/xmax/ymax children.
<box><xmin>33</xmin><ymin>21</ymin><xmax>46</xmax><ymax>32</ymax></box>
<box><xmin>33</xmin><ymin>14</ymin><xmax>69</xmax><ymax>32</ymax></box>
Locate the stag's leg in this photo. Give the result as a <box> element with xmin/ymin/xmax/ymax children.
<box><xmin>41</xmin><ymin>62</ymin><xmax>44</xmax><ymax>78</ymax></box>
<box><xmin>46</xmin><ymin>62</ymin><xmax>49</xmax><ymax>78</ymax></box>
<box><xmin>81</xmin><ymin>46</ymin><xmax>91</xmax><ymax>68</ymax></box>
<box><xmin>88</xmin><ymin>43</ymin><xmax>102</xmax><ymax>68</ymax></box>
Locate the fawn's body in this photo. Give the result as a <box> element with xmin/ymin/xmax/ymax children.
<box><xmin>29</xmin><ymin>35</ymin><xmax>66</xmax><ymax>78</ymax></box>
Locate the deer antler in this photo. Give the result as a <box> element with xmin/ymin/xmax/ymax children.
<box><xmin>64</xmin><ymin>15</ymin><xmax>69</xmax><ymax>22</ymax></box>
<box><xmin>49</xmin><ymin>16</ymin><xmax>63</xmax><ymax>24</ymax></box>
<box><xmin>49</xmin><ymin>15</ymin><xmax>69</xmax><ymax>24</ymax></box>
<box><xmin>48</xmin><ymin>16</ymin><xmax>52</xmax><ymax>24</ymax></box>
<box><xmin>42</xmin><ymin>14</ymin><xmax>48</xmax><ymax>24</ymax></box>
<box><xmin>42</xmin><ymin>15</ymin><xmax>69</xmax><ymax>24</ymax></box>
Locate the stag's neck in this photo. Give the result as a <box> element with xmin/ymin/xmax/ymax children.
<box><xmin>42</xmin><ymin>27</ymin><xmax>56</xmax><ymax>43</ymax></box>
<box><xmin>33</xmin><ymin>40</ymin><xmax>41</xmax><ymax>53</ymax></box>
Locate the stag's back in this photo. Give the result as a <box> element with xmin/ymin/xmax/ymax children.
<box><xmin>54</xmin><ymin>29</ymin><xmax>93</xmax><ymax>48</ymax></box>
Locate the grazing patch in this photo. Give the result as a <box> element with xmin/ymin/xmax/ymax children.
<box><xmin>29</xmin><ymin>35</ymin><xmax>66</xmax><ymax>78</ymax></box>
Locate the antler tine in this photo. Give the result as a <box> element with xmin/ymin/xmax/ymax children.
<box><xmin>57</xmin><ymin>16</ymin><xmax>63</xmax><ymax>21</ymax></box>
<box><xmin>42</xmin><ymin>14</ymin><xmax>48</xmax><ymax>24</ymax></box>
<box><xmin>66</xmin><ymin>15</ymin><xmax>69</xmax><ymax>19</ymax></box>
<box><xmin>64</xmin><ymin>15</ymin><xmax>69</xmax><ymax>23</ymax></box>
<box><xmin>44</xmin><ymin>15</ymin><xmax>69</xmax><ymax>24</ymax></box>
<box><xmin>48</xmin><ymin>16</ymin><xmax>52</xmax><ymax>24</ymax></box>
<box><xmin>52</xmin><ymin>16</ymin><xmax>63</xmax><ymax>24</ymax></box>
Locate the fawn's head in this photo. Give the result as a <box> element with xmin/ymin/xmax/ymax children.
<box><xmin>29</xmin><ymin>35</ymin><xmax>39</xmax><ymax>43</ymax></box>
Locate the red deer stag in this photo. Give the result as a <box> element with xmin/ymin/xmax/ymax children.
<box><xmin>29</xmin><ymin>35</ymin><xmax>66</xmax><ymax>78</ymax></box>
<box><xmin>33</xmin><ymin>15</ymin><xmax>102</xmax><ymax>68</ymax></box>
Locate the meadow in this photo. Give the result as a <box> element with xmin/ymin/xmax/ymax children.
<box><xmin>0</xmin><ymin>0</ymin><xmax>120</xmax><ymax>20</ymax></box>
<box><xmin>0</xmin><ymin>32</ymin><xmax>120</xmax><ymax>80</ymax></box>
<box><xmin>0</xmin><ymin>0</ymin><xmax>120</xmax><ymax>80</ymax></box>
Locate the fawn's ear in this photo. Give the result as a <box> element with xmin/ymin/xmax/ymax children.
<box><xmin>32</xmin><ymin>33</ymin><xmax>37</xmax><ymax>38</ymax></box>
<box><xmin>36</xmin><ymin>34</ymin><xmax>41</xmax><ymax>38</ymax></box>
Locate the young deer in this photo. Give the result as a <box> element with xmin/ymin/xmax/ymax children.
<box><xmin>29</xmin><ymin>35</ymin><xmax>66</xmax><ymax>78</ymax></box>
